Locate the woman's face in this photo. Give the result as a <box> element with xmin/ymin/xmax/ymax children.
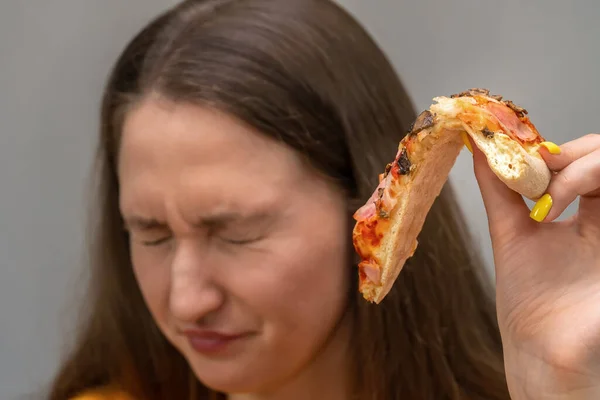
<box><xmin>118</xmin><ymin>98</ymin><xmax>351</xmax><ymax>393</ymax></box>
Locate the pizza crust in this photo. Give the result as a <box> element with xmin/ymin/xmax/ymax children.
<box><xmin>362</xmin><ymin>129</ymin><xmax>465</xmax><ymax>303</ymax></box>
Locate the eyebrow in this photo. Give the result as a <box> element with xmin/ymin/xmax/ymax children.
<box><xmin>123</xmin><ymin>216</ymin><xmax>166</xmax><ymax>231</ymax></box>
<box><xmin>123</xmin><ymin>211</ymin><xmax>275</xmax><ymax>231</ymax></box>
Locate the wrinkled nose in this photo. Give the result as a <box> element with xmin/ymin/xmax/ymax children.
<box><xmin>169</xmin><ymin>241</ymin><xmax>224</xmax><ymax>324</ymax></box>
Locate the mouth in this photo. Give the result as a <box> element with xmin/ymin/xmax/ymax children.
<box><xmin>182</xmin><ymin>330</ymin><xmax>252</xmax><ymax>355</ymax></box>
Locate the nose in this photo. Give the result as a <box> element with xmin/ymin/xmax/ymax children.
<box><xmin>169</xmin><ymin>240</ymin><xmax>224</xmax><ymax>323</ymax></box>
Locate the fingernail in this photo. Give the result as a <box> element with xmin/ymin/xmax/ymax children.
<box><xmin>540</xmin><ymin>141</ymin><xmax>561</xmax><ymax>155</ymax></box>
<box><xmin>461</xmin><ymin>132</ymin><xmax>473</xmax><ymax>154</ymax></box>
<box><xmin>530</xmin><ymin>193</ymin><xmax>553</xmax><ymax>222</ymax></box>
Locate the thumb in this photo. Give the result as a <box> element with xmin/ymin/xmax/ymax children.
<box><xmin>470</xmin><ymin>136</ymin><xmax>534</xmax><ymax>242</ymax></box>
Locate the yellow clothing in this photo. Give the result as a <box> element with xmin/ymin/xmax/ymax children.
<box><xmin>71</xmin><ymin>387</ymin><xmax>134</xmax><ymax>400</ymax></box>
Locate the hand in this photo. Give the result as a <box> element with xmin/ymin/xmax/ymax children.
<box><xmin>472</xmin><ymin>134</ymin><xmax>600</xmax><ymax>399</ymax></box>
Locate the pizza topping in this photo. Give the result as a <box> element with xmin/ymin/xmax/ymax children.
<box><xmin>451</xmin><ymin>88</ymin><xmax>490</xmax><ymax>98</ymax></box>
<box><xmin>482</xmin><ymin>127</ymin><xmax>494</xmax><ymax>138</ymax></box>
<box><xmin>354</xmin><ymin>203</ymin><xmax>376</xmax><ymax>221</ymax></box>
<box><xmin>409</xmin><ymin>110</ymin><xmax>435</xmax><ymax>136</ymax></box>
<box><xmin>359</xmin><ymin>259</ymin><xmax>382</xmax><ymax>285</ymax></box>
<box><xmin>502</xmin><ymin>100</ymin><xmax>528</xmax><ymax>116</ymax></box>
<box><xmin>375</xmin><ymin>185</ymin><xmax>393</xmax><ymax>217</ymax></box>
<box><xmin>353</xmin><ymin>217</ymin><xmax>385</xmax><ymax>259</ymax></box>
<box><xmin>397</xmin><ymin>148</ymin><xmax>412</xmax><ymax>175</ymax></box>
<box><xmin>485</xmin><ymin>102</ymin><xmax>538</xmax><ymax>142</ymax></box>
<box><xmin>383</xmin><ymin>162</ymin><xmax>392</xmax><ymax>178</ymax></box>
<box><xmin>354</xmin><ymin>169</ymin><xmax>392</xmax><ymax>222</ymax></box>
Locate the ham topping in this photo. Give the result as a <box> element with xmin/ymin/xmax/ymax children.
<box><xmin>485</xmin><ymin>102</ymin><xmax>538</xmax><ymax>142</ymax></box>
<box><xmin>353</xmin><ymin>202</ymin><xmax>376</xmax><ymax>221</ymax></box>
<box><xmin>359</xmin><ymin>260</ymin><xmax>382</xmax><ymax>285</ymax></box>
<box><xmin>353</xmin><ymin>157</ymin><xmax>399</xmax><ymax>222</ymax></box>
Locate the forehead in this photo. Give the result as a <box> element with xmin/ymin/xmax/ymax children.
<box><xmin>120</xmin><ymin>99</ymin><xmax>296</xmax><ymax>170</ymax></box>
<box><xmin>117</xmin><ymin>98</ymin><xmax>310</xmax><ymax>217</ymax></box>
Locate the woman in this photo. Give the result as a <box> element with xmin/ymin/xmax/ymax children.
<box><xmin>49</xmin><ymin>0</ymin><xmax>600</xmax><ymax>399</ymax></box>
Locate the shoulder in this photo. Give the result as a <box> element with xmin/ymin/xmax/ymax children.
<box><xmin>70</xmin><ymin>387</ymin><xmax>135</xmax><ymax>400</ymax></box>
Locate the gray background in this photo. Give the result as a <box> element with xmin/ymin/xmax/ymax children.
<box><xmin>2</xmin><ymin>1</ymin><xmax>598</xmax><ymax>398</ymax></box>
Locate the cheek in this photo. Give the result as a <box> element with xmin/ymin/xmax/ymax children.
<box><xmin>130</xmin><ymin>246</ymin><xmax>171</xmax><ymax>329</ymax></box>
<box><xmin>224</xmin><ymin>213</ymin><xmax>350</xmax><ymax>346</ymax></box>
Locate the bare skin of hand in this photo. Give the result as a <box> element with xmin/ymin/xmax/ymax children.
<box><xmin>471</xmin><ymin>134</ymin><xmax>600</xmax><ymax>399</ymax></box>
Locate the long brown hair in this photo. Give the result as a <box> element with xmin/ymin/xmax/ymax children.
<box><xmin>49</xmin><ymin>1</ymin><xmax>509</xmax><ymax>399</ymax></box>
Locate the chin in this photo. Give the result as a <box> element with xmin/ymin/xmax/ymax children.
<box><xmin>187</xmin><ymin>355</ymin><xmax>271</xmax><ymax>394</ymax></box>
<box><xmin>175</xmin><ymin>335</ymin><xmax>277</xmax><ymax>393</ymax></box>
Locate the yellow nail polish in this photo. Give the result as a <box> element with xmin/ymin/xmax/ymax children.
<box><xmin>540</xmin><ymin>141</ymin><xmax>561</xmax><ymax>155</ymax></box>
<box><xmin>461</xmin><ymin>132</ymin><xmax>473</xmax><ymax>154</ymax></box>
<box><xmin>530</xmin><ymin>193</ymin><xmax>553</xmax><ymax>222</ymax></box>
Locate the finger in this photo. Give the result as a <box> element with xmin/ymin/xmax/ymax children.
<box><xmin>535</xmin><ymin>148</ymin><xmax>600</xmax><ymax>225</ymax></box>
<box><xmin>539</xmin><ymin>133</ymin><xmax>600</xmax><ymax>171</ymax></box>
<box><xmin>471</xmin><ymin>136</ymin><xmax>534</xmax><ymax>240</ymax></box>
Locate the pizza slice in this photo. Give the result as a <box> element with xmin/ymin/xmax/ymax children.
<box><xmin>352</xmin><ymin>88</ymin><xmax>551</xmax><ymax>303</ymax></box>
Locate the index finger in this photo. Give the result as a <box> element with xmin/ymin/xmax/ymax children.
<box><xmin>539</xmin><ymin>134</ymin><xmax>600</xmax><ymax>171</ymax></box>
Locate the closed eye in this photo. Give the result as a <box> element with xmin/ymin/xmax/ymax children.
<box><xmin>219</xmin><ymin>235</ymin><xmax>263</xmax><ymax>246</ymax></box>
<box><xmin>141</xmin><ymin>236</ymin><xmax>172</xmax><ymax>247</ymax></box>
